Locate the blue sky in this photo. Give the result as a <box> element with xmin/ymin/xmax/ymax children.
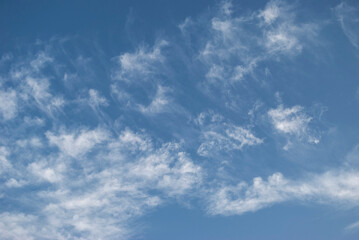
<box><xmin>1</xmin><ymin>0</ymin><xmax>359</xmax><ymax>239</ymax></box>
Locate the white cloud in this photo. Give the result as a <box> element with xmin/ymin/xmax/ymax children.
<box><xmin>211</xmin><ymin>18</ymin><xmax>233</xmax><ymax>37</ymax></box>
<box><xmin>259</xmin><ymin>1</ymin><xmax>318</xmax><ymax>56</ymax></box>
<box><xmin>88</xmin><ymin>89</ymin><xmax>109</xmax><ymax>107</ymax></box>
<box><xmin>0</xmin><ymin>89</ymin><xmax>17</xmax><ymax>120</ymax></box>
<box><xmin>0</xmin><ymin>2</ymin><xmax>350</xmax><ymax>239</ymax></box>
<box><xmin>258</xmin><ymin>0</ymin><xmax>280</xmax><ymax>24</ymax></box>
<box><xmin>208</xmin><ymin>169</ymin><xmax>359</xmax><ymax>216</ymax></box>
<box><xmin>194</xmin><ymin>0</ymin><xmax>318</xmax><ymax>89</ymax></box>
<box><xmin>334</xmin><ymin>2</ymin><xmax>359</xmax><ymax>49</ymax></box>
<box><xmin>127</xmin><ymin>142</ymin><xmax>202</xmax><ymax>196</ymax></box>
<box><xmin>28</xmin><ymin>161</ymin><xmax>64</xmax><ymax>183</ymax></box>
<box><xmin>40</xmin><ymin>130</ymin><xmax>200</xmax><ymax>239</ymax></box>
<box><xmin>178</xmin><ymin>17</ymin><xmax>193</xmax><ymax>33</ymax></box>
<box><xmin>0</xmin><ymin>213</ymin><xmax>56</xmax><ymax>240</ymax></box>
<box><xmin>16</xmin><ymin>137</ymin><xmax>42</xmax><ymax>148</ymax></box>
<box><xmin>116</xmin><ymin>128</ymin><xmax>152</xmax><ymax>152</ymax></box>
<box><xmin>264</xmin><ymin>27</ymin><xmax>302</xmax><ymax>54</ymax></box>
<box><xmin>138</xmin><ymin>85</ymin><xmax>171</xmax><ymax>114</ymax></box>
<box><xmin>0</xmin><ymin>53</ymin><xmax>13</xmax><ymax>65</ymax></box>
<box><xmin>23</xmin><ymin>116</ymin><xmax>44</xmax><ymax>126</ymax></box>
<box><xmin>112</xmin><ymin>40</ymin><xmax>168</xmax><ymax>82</ymax></box>
<box><xmin>25</xmin><ymin>77</ymin><xmax>51</xmax><ymax>102</ymax></box>
<box><xmin>5</xmin><ymin>51</ymin><xmax>66</xmax><ymax>117</ymax></box>
<box><xmin>46</xmin><ymin>127</ymin><xmax>110</xmax><ymax>158</ymax></box>
<box><xmin>268</xmin><ymin>105</ymin><xmax>311</xmax><ymax>135</ymax></box>
<box><xmin>225</xmin><ymin>125</ymin><xmax>263</xmax><ymax>146</ymax></box>
<box><xmin>0</xmin><ymin>127</ymin><xmax>201</xmax><ymax>239</ymax></box>
<box><xmin>268</xmin><ymin>104</ymin><xmax>319</xmax><ymax>145</ymax></box>
<box><xmin>0</xmin><ymin>146</ymin><xmax>12</xmax><ymax>174</ymax></box>
<box><xmin>220</xmin><ymin>1</ymin><xmax>233</xmax><ymax>16</ymax></box>
<box><xmin>30</xmin><ymin>52</ymin><xmax>53</xmax><ymax>72</ymax></box>
<box><xmin>5</xmin><ymin>178</ymin><xmax>26</xmax><ymax>188</ymax></box>
<box><xmin>111</xmin><ymin>41</ymin><xmax>176</xmax><ymax>116</ymax></box>
<box><xmin>196</xmin><ymin>111</ymin><xmax>262</xmax><ymax>156</ymax></box>
<box><xmin>24</xmin><ymin>76</ymin><xmax>65</xmax><ymax>113</ymax></box>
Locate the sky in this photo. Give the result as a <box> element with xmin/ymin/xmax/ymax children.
<box><xmin>1</xmin><ymin>0</ymin><xmax>359</xmax><ymax>239</ymax></box>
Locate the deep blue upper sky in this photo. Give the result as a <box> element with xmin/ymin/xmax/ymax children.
<box><xmin>1</xmin><ymin>0</ymin><xmax>359</xmax><ymax>239</ymax></box>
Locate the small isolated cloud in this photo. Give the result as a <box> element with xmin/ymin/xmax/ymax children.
<box><xmin>268</xmin><ymin>104</ymin><xmax>319</xmax><ymax>146</ymax></box>
<box><xmin>334</xmin><ymin>2</ymin><xmax>359</xmax><ymax>49</ymax></box>
<box><xmin>268</xmin><ymin>105</ymin><xmax>311</xmax><ymax>135</ymax></box>
<box><xmin>196</xmin><ymin>111</ymin><xmax>263</xmax><ymax>157</ymax></box>
<box><xmin>112</xmin><ymin>40</ymin><xmax>168</xmax><ymax>82</ymax></box>
<box><xmin>23</xmin><ymin>116</ymin><xmax>45</xmax><ymax>126</ymax></box>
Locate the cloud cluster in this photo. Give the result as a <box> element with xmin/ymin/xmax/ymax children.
<box><xmin>1</xmin><ymin>127</ymin><xmax>202</xmax><ymax>239</ymax></box>
<box><xmin>188</xmin><ymin>0</ymin><xmax>318</xmax><ymax>88</ymax></box>
<box><xmin>334</xmin><ymin>2</ymin><xmax>359</xmax><ymax>49</ymax></box>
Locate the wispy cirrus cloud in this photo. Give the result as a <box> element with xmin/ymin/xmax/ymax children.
<box><xmin>3</xmin><ymin>51</ymin><xmax>67</xmax><ymax>118</ymax></box>
<box><xmin>110</xmin><ymin>39</ymin><xmax>177</xmax><ymax>117</ymax></box>
<box><xmin>345</xmin><ymin>220</ymin><xmax>359</xmax><ymax>232</ymax></box>
<box><xmin>334</xmin><ymin>2</ymin><xmax>359</xmax><ymax>49</ymax></box>
<box><xmin>208</xmin><ymin>168</ymin><xmax>359</xmax><ymax>216</ymax></box>
<box><xmin>189</xmin><ymin>0</ymin><xmax>319</xmax><ymax>88</ymax></box>
<box><xmin>195</xmin><ymin>111</ymin><xmax>263</xmax><ymax>157</ymax></box>
<box><xmin>112</xmin><ymin>40</ymin><xmax>168</xmax><ymax>83</ymax></box>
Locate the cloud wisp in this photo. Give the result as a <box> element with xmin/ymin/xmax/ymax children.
<box><xmin>208</xmin><ymin>168</ymin><xmax>359</xmax><ymax>216</ymax></box>
<box><xmin>334</xmin><ymin>2</ymin><xmax>359</xmax><ymax>49</ymax></box>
